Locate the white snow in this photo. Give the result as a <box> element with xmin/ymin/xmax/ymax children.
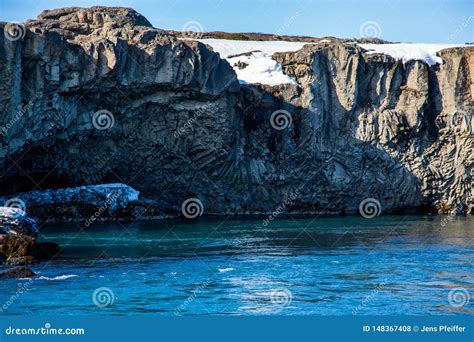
<box><xmin>0</xmin><ymin>206</ymin><xmax>26</xmax><ymax>218</ymax></box>
<box><xmin>0</xmin><ymin>183</ymin><xmax>140</xmax><ymax>211</ymax></box>
<box><xmin>197</xmin><ymin>39</ymin><xmax>311</xmax><ymax>86</ymax></box>
<box><xmin>195</xmin><ymin>39</ymin><xmax>472</xmax><ymax>84</ymax></box>
<box><xmin>90</xmin><ymin>183</ymin><xmax>140</xmax><ymax>202</ymax></box>
<box><xmin>358</xmin><ymin>43</ymin><xmax>469</xmax><ymax>66</ymax></box>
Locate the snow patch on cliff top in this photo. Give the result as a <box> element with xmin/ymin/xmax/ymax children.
<box><xmin>358</xmin><ymin>43</ymin><xmax>469</xmax><ymax>66</ymax></box>
<box><xmin>197</xmin><ymin>39</ymin><xmax>310</xmax><ymax>85</ymax></box>
<box><xmin>197</xmin><ymin>39</ymin><xmax>471</xmax><ymax>84</ymax></box>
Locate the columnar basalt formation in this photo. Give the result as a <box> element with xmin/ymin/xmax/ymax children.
<box><xmin>0</xmin><ymin>6</ymin><xmax>472</xmax><ymax>219</ymax></box>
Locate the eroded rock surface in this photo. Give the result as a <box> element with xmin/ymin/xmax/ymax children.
<box><xmin>0</xmin><ymin>207</ymin><xmax>38</xmax><ymax>236</ymax></box>
<box><xmin>273</xmin><ymin>43</ymin><xmax>473</xmax><ymax>214</ymax></box>
<box><xmin>0</xmin><ymin>208</ymin><xmax>59</xmax><ymax>264</ymax></box>
<box><xmin>0</xmin><ymin>6</ymin><xmax>472</xmax><ymax>217</ymax></box>
<box><xmin>0</xmin><ymin>183</ymin><xmax>174</xmax><ymax>223</ymax></box>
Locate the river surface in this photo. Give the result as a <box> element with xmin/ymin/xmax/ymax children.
<box><xmin>1</xmin><ymin>215</ymin><xmax>473</xmax><ymax>315</ymax></box>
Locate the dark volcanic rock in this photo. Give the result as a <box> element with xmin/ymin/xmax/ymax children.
<box><xmin>36</xmin><ymin>6</ymin><xmax>153</xmax><ymax>29</ymax></box>
<box><xmin>30</xmin><ymin>242</ymin><xmax>61</xmax><ymax>260</ymax></box>
<box><xmin>0</xmin><ymin>266</ymin><xmax>35</xmax><ymax>279</ymax></box>
<box><xmin>0</xmin><ymin>184</ymin><xmax>140</xmax><ymax>223</ymax></box>
<box><xmin>0</xmin><ymin>208</ymin><xmax>39</xmax><ymax>237</ymax></box>
<box><xmin>0</xmin><ymin>6</ymin><xmax>472</xmax><ymax>218</ymax></box>
<box><xmin>0</xmin><ymin>210</ymin><xmax>60</xmax><ymax>264</ymax></box>
<box><xmin>0</xmin><ymin>183</ymin><xmax>178</xmax><ymax>223</ymax></box>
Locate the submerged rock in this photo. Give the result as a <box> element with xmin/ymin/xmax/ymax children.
<box><xmin>0</xmin><ymin>266</ymin><xmax>35</xmax><ymax>279</ymax></box>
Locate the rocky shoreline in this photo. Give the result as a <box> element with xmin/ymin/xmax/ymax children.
<box><xmin>0</xmin><ymin>206</ymin><xmax>59</xmax><ymax>278</ymax></box>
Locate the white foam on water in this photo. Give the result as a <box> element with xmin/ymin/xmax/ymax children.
<box><xmin>35</xmin><ymin>274</ymin><xmax>78</xmax><ymax>281</ymax></box>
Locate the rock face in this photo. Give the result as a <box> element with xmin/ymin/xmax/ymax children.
<box><xmin>0</xmin><ymin>207</ymin><xmax>39</xmax><ymax>236</ymax></box>
<box><xmin>0</xmin><ymin>207</ymin><xmax>59</xmax><ymax>264</ymax></box>
<box><xmin>0</xmin><ymin>183</ymin><xmax>173</xmax><ymax>223</ymax></box>
<box><xmin>0</xmin><ymin>6</ymin><xmax>472</xmax><ymax>217</ymax></box>
<box><xmin>270</xmin><ymin>43</ymin><xmax>473</xmax><ymax>214</ymax></box>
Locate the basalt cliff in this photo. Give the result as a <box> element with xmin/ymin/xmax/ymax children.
<box><xmin>0</xmin><ymin>6</ymin><xmax>472</xmax><ymax>221</ymax></box>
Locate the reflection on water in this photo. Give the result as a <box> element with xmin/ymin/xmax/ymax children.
<box><xmin>0</xmin><ymin>215</ymin><xmax>473</xmax><ymax>315</ymax></box>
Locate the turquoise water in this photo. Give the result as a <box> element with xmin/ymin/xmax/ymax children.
<box><xmin>1</xmin><ymin>215</ymin><xmax>473</xmax><ymax>315</ymax></box>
